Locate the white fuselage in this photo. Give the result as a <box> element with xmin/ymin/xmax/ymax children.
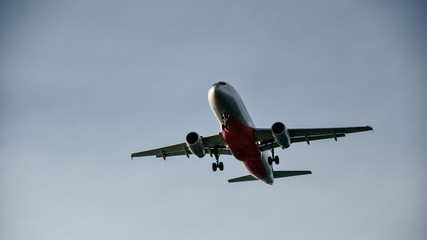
<box><xmin>208</xmin><ymin>82</ymin><xmax>274</xmax><ymax>184</ymax></box>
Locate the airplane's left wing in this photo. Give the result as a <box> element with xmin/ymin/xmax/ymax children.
<box><xmin>255</xmin><ymin>125</ymin><xmax>373</xmax><ymax>151</ymax></box>
<box><xmin>131</xmin><ymin>133</ymin><xmax>231</xmax><ymax>160</ymax></box>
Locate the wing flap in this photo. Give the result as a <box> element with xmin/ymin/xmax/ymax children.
<box><xmin>290</xmin><ymin>133</ymin><xmax>346</xmax><ymax>144</ymax></box>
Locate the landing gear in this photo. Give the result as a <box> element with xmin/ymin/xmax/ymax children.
<box><xmin>268</xmin><ymin>143</ymin><xmax>280</xmax><ymax>165</ymax></box>
<box><xmin>221</xmin><ymin>113</ymin><xmax>230</xmax><ymax>130</ymax></box>
<box><xmin>212</xmin><ymin>162</ymin><xmax>224</xmax><ymax>171</ymax></box>
<box><xmin>212</xmin><ymin>146</ymin><xmax>224</xmax><ymax>171</ymax></box>
<box><xmin>268</xmin><ymin>156</ymin><xmax>279</xmax><ymax>165</ymax></box>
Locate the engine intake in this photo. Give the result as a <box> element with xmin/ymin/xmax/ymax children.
<box><xmin>271</xmin><ymin>122</ymin><xmax>291</xmax><ymax>148</ymax></box>
<box><xmin>185</xmin><ymin>132</ymin><xmax>206</xmax><ymax>158</ymax></box>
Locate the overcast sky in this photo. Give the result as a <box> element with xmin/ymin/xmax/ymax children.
<box><xmin>1</xmin><ymin>1</ymin><xmax>426</xmax><ymax>239</ymax></box>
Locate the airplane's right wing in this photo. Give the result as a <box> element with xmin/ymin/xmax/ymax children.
<box><xmin>131</xmin><ymin>133</ymin><xmax>231</xmax><ymax>160</ymax></box>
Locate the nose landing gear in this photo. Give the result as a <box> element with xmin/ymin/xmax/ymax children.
<box><xmin>221</xmin><ymin>113</ymin><xmax>230</xmax><ymax>130</ymax></box>
<box><xmin>268</xmin><ymin>156</ymin><xmax>279</xmax><ymax>165</ymax></box>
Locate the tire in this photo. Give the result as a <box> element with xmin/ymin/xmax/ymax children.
<box><xmin>274</xmin><ymin>156</ymin><xmax>279</xmax><ymax>165</ymax></box>
<box><xmin>268</xmin><ymin>157</ymin><xmax>273</xmax><ymax>165</ymax></box>
<box><xmin>212</xmin><ymin>162</ymin><xmax>217</xmax><ymax>172</ymax></box>
<box><xmin>218</xmin><ymin>162</ymin><xmax>224</xmax><ymax>171</ymax></box>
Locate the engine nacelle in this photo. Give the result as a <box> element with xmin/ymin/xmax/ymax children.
<box><xmin>271</xmin><ymin>122</ymin><xmax>291</xmax><ymax>148</ymax></box>
<box><xmin>185</xmin><ymin>132</ymin><xmax>206</xmax><ymax>158</ymax></box>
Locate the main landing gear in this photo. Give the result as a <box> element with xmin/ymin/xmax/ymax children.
<box><xmin>221</xmin><ymin>113</ymin><xmax>230</xmax><ymax>130</ymax></box>
<box><xmin>212</xmin><ymin>146</ymin><xmax>224</xmax><ymax>171</ymax></box>
<box><xmin>268</xmin><ymin>143</ymin><xmax>280</xmax><ymax>165</ymax></box>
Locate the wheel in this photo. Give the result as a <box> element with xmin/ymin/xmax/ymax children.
<box><xmin>268</xmin><ymin>157</ymin><xmax>273</xmax><ymax>165</ymax></box>
<box><xmin>218</xmin><ymin>162</ymin><xmax>224</xmax><ymax>171</ymax></box>
<box><xmin>212</xmin><ymin>162</ymin><xmax>217</xmax><ymax>172</ymax></box>
<box><xmin>274</xmin><ymin>156</ymin><xmax>279</xmax><ymax>165</ymax></box>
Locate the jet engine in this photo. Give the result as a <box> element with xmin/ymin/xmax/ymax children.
<box><xmin>271</xmin><ymin>122</ymin><xmax>291</xmax><ymax>148</ymax></box>
<box><xmin>185</xmin><ymin>132</ymin><xmax>206</xmax><ymax>158</ymax></box>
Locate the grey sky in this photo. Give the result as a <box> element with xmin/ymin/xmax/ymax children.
<box><xmin>1</xmin><ymin>1</ymin><xmax>426</xmax><ymax>239</ymax></box>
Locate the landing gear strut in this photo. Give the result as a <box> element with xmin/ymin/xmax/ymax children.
<box><xmin>212</xmin><ymin>146</ymin><xmax>224</xmax><ymax>171</ymax></box>
<box><xmin>221</xmin><ymin>113</ymin><xmax>230</xmax><ymax>130</ymax></box>
<box><xmin>268</xmin><ymin>143</ymin><xmax>279</xmax><ymax>165</ymax></box>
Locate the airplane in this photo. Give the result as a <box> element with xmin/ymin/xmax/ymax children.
<box><xmin>131</xmin><ymin>82</ymin><xmax>373</xmax><ymax>185</ymax></box>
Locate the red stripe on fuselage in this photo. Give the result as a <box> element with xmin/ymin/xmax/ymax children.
<box><xmin>221</xmin><ymin>117</ymin><xmax>266</xmax><ymax>180</ymax></box>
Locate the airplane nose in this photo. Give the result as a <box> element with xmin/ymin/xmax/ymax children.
<box><xmin>208</xmin><ymin>82</ymin><xmax>230</xmax><ymax>111</ymax></box>
<box><xmin>209</xmin><ymin>83</ymin><xmax>226</xmax><ymax>100</ymax></box>
<box><xmin>210</xmin><ymin>82</ymin><xmax>228</xmax><ymax>96</ymax></box>
<box><xmin>208</xmin><ymin>81</ymin><xmax>235</xmax><ymax>112</ymax></box>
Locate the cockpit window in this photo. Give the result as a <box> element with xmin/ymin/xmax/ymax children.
<box><xmin>212</xmin><ymin>81</ymin><xmax>228</xmax><ymax>87</ymax></box>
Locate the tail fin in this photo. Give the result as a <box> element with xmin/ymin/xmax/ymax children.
<box><xmin>273</xmin><ymin>170</ymin><xmax>312</xmax><ymax>178</ymax></box>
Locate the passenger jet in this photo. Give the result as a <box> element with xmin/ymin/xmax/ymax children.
<box><xmin>131</xmin><ymin>82</ymin><xmax>372</xmax><ymax>185</ymax></box>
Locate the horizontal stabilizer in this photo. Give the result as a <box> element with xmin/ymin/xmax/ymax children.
<box><xmin>273</xmin><ymin>170</ymin><xmax>312</xmax><ymax>178</ymax></box>
<box><xmin>228</xmin><ymin>175</ymin><xmax>258</xmax><ymax>183</ymax></box>
<box><xmin>228</xmin><ymin>170</ymin><xmax>312</xmax><ymax>183</ymax></box>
